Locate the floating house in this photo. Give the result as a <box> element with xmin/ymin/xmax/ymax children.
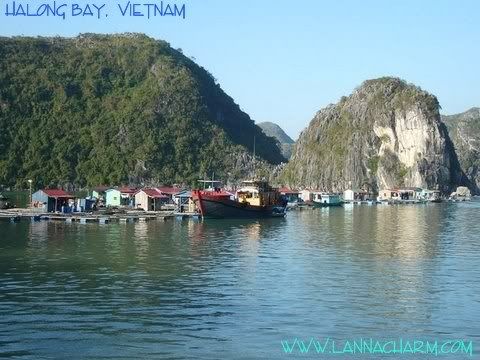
<box><xmin>173</xmin><ymin>190</ymin><xmax>196</xmax><ymax>213</ymax></box>
<box><xmin>396</xmin><ymin>188</ymin><xmax>423</xmax><ymax>200</ymax></box>
<box><xmin>91</xmin><ymin>186</ymin><xmax>109</xmax><ymax>200</ymax></box>
<box><xmin>155</xmin><ymin>186</ymin><xmax>183</xmax><ymax>203</ymax></box>
<box><xmin>343</xmin><ymin>189</ymin><xmax>355</xmax><ymax>202</ymax></box>
<box><xmin>31</xmin><ymin>189</ymin><xmax>75</xmax><ymax>212</ymax></box>
<box><xmin>299</xmin><ymin>190</ymin><xmax>314</xmax><ymax>202</ymax></box>
<box><xmin>343</xmin><ymin>189</ymin><xmax>374</xmax><ymax>202</ymax></box>
<box><xmin>300</xmin><ymin>189</ymin><xmax>340</xmax><ymax>204</ymax></box>
<box><xmin>420</xmin><ymin>189</ymin><xmax>442</xmax><ymax>202</ymax></box>
<box><xmin>312</xmin><ymin>192</ymin><xmax>343</xmax><ymax>206</ymax></box>
<box><xmin>378</xmin><ymin>188</ymin><xmax>424</xmax><ymax>202</ymax></box>
<box><xmin>279</xmin><ymin>188</ymin><xmax>300</xmax><ymax>203</ymax></box>
<box><xmin>76</xmin><ymin>198</ymin><xmax>96</xmax><ymax>212</ymax></box>
<box><xmin>378</xmin><ymin>189</ymin><xmax>397</xmax><ymax>201</ymax></box>
<box><xmin>134</xmin><ymin>189</ymin><xmax>169</xmax><ymax>211</ymax></box>
<box><xmin>105</xmin><ymin>187</ymin><xmax>136</xmax><ymax>207</ymax></box>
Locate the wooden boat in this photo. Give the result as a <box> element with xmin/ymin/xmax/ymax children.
<box><xmin>192</xmin><ymin>180</ymin><xmax>287</xmax><ymax>219</ymax></box>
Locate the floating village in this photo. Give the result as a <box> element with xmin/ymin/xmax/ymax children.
<box><xmin>0</xmin><ymin>178</ymin><xmax>474</xmax><ymax>223</ymax></box>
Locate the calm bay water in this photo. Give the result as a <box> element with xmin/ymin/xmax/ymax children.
<box><xmin>1</xmin><ymin>202</ymin><xmax>479</xmax><ymax>359</ymax></box>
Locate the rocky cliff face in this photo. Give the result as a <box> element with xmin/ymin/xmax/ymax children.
<box><xmin>283</xmin><ymin>77</ymin><xmax>469</xmax><ymax>193</ymax></box>
<box><xmin>258</xmin><ymin>121</ymin><xmax>295</xmax><ymax>159</ymax></box>
<box><xmin>443</xmin><ymin>108</ymin><xmax>480</xmax><ymax>193</ymax></box>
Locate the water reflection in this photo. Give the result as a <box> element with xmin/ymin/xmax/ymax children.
<box><xmin>133</xmin><ymin>221</ymin><xmax>149</xmax><ymax>263</ymax></box>
<box><xmin>0</xmin><ymin>202</ymin><xmax>479</xmax><ymax>358</ymax></box>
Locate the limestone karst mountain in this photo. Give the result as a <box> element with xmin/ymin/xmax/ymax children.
<box><xmin>283</xmin><ymin>77</ymin><xmax>471</xmax><ymax>194</ymax></box>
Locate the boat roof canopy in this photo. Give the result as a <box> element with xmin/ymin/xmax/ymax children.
<box><xmin>237</xmin><ymin>187</ymin><xmax>259</xmax><ymax>192</ymax></box>
<box><xmin>197</xmin><ymin>180</ymin><xmax>222</xmax><ymax>184</ymax></box>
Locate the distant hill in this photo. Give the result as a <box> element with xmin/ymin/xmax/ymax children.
<box><xmin>258</xmin><ymin>122</ymin><xmax>294</xmax><ymax>159</ymax></box>
<box><xmin>442</xmin><ymin>108</ymin><xmax>480</xmax><ymax>192</ymax></box>
<box><xmin>0</xmin><ymin>34</ymin><xmax>285</xmax><ymax>188</ymax></box>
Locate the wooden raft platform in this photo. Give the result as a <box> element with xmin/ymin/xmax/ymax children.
<box><xmin>0</xmin><ymin>209</ymin><xmax>201</xmax><ymax>223</ymax></box>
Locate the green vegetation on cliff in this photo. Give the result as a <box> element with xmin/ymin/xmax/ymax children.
<box><xmin>0</xmin><ymin>34</ymin><xmax>285</xmax><ymax>188</ymax></box>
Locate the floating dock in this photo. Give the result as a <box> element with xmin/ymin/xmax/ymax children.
<box><xmin>0</xmin><ymin>209</ymin><xmax>201</xmax><ymax>223</ymax></box>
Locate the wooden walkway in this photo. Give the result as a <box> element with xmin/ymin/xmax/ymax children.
<box><xmin>0</xmin><ymin>209</ymin><xmax>201</xmax><ymax>223</ymax></box>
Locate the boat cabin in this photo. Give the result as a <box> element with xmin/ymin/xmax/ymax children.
<box><xmin>236</xmin><ymin>180</ymin><xmax>280</xmax><ymax>207</ymax></box>
<box><xmin>197</xmin><ymin>180</ymin><xmax>223</xmax><ymax>191</ymax></box>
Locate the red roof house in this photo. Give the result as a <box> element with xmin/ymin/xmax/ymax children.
<box><xmin>32</xmin><ymin>189</ymin><xmax>75</xmax><ymax>212</ymax></box>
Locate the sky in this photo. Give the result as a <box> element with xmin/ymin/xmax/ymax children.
<box><xmin>0</xmin><ymin>0</ymin><xmax>479</xmax><ymax>139</ymax></box>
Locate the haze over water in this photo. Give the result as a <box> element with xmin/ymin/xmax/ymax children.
<box><xmin>1</xmin><ymin>202</ymin><xmax>479</xmax><ymax>359</ymax></box>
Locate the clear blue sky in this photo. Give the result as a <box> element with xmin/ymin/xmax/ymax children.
<box><xmin>1</xmin><ymin>0</ymin><xmax>479</xmax><ymax>139</ymax></box>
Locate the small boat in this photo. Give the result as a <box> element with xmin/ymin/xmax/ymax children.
<box><xmin>312</xmin><ymin>192</ymin><xmax>343</xmax><ymax>207</ymax></box>
<box><xmin>192</xmin><ymin>180</ymin><xmax>287</xmax><ymax>219</ymax></box>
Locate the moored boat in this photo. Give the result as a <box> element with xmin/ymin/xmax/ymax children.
<box><xmin>192</xmin><ymin>180</ymin><xmax>287</xmax><ymax>219</ymax></box>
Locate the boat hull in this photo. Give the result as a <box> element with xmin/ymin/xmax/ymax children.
<box><xmin>194</xmin><ymin>196</ymin><xmax>286</xmax><ymax>219</ymax></box>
